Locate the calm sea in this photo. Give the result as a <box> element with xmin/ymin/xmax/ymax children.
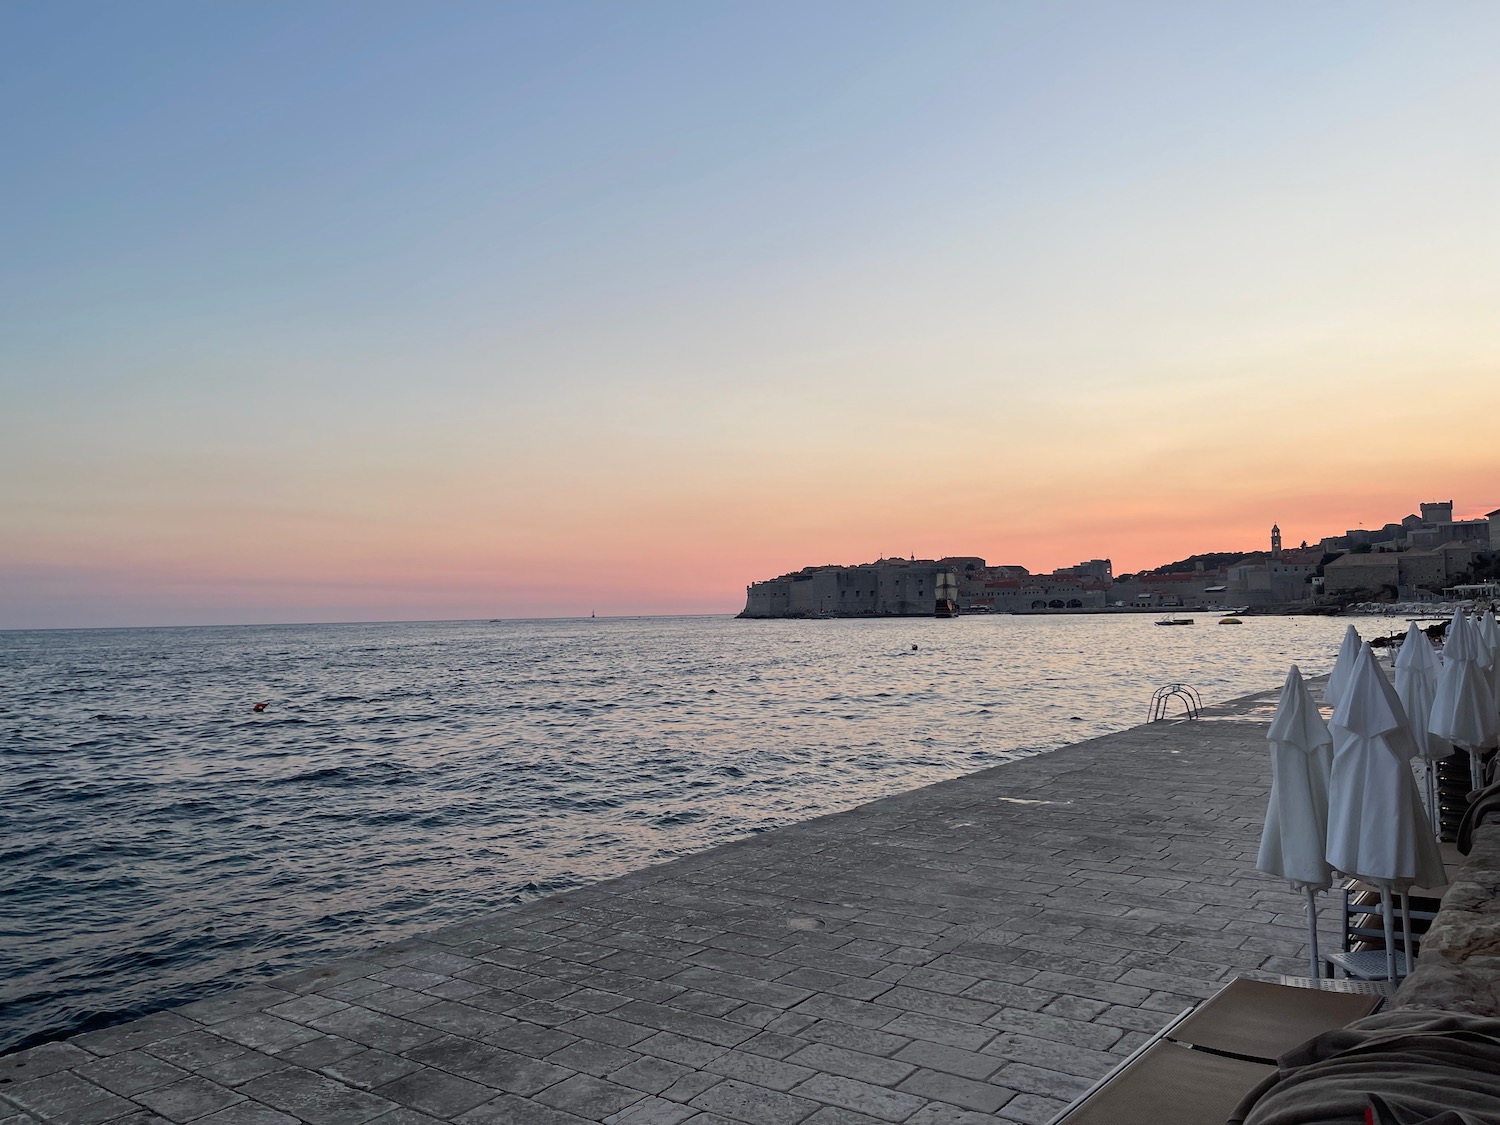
<box><xmin>0</xmin><ymin>613</ymin><xmax>1366</xmax><ymax>1054</ymax></box>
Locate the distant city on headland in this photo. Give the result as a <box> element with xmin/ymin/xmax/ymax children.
<box><xmin>740</xmin><ymin>500</ymin><xmax>1500</xmax><ymax>619</ymax></box>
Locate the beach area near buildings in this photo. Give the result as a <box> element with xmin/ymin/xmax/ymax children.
<box><xmin>1</xmin><ymin>614</ymin><xmax>1363</xmax><ymax>1062</ymax></box>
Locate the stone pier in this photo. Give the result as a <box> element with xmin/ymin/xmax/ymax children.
<box><xmin>1</xmin><ymin>687</ymin><xmax>1326</xmax><ymax>1125</ymax></box>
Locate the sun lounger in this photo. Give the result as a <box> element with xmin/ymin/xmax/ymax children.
<box><xmin>1047</xmin><ymin>976</ymin><xmax>1384</xmax><ymax>1125</ymax></box>
<box><xmin>1051</xmin><ymin>1040</ymin><xmax>1274</xmax><ymax>1125</ymax></box>
<box><xmin>1169</xmin><ymin>977</ymin><xmax>1385</xmax><ymax>1060</ymax></box>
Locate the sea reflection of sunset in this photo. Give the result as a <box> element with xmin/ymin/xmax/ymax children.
<box><xmin>2</xmin><ymin>612</ymin><xmax>1360</xmax><ymax>1053</ymax></box>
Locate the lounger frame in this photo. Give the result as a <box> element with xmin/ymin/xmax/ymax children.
<box><xmin>1046</xmin><ymin>975</ymin><xmax>1385</xmax><ymax>1125</ymax></box>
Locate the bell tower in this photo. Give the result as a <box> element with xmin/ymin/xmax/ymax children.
<box><xmin>1271</xmin><ymin>524</ymin><xmax>1282</xmax><ymax>559</ymax></box>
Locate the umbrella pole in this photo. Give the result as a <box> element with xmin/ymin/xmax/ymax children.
<box><xmin>1381</xmin><ymin>885</ymin><xmax>1398</xmax><ymax>983</ymax></box>
<box><xmin>1400</xmin><ymin>891</ymin><xmax>1414</xmax><ymax>978</ymax></box>
<box><xmin>1470</xmin><ymin>748</ymin><xmax>1484</xmax><ymax>790</ymax></box>
<box><xmin>1426</xmin><ymin>762</ymin><xmax>1440</xmax><ymax>841</ymax></box>
<box><xmin>1304</xmin><ymin>886</ymin><xmax>1321</xmax><ymax>979</ymax></box>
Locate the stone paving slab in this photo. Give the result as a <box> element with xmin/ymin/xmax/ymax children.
<box><xmin>1</xmin><ymin>688</ymin><xmax>1327</xmax><ymax>1125</ymax></box>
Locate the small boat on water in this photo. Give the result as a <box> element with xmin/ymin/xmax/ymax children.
<box><xmin>1219</xmin><ymin>616</ymin><xmax>1244</xmax><ymax>625</ymax></box>
<box><xmin>1156</xmin><ymin>617</ymin><xmax>1194</xmax><ymax>626</ymax></box>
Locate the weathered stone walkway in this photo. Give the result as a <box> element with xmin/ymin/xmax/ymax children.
<box><xmin>2</xmin><ymin>687</ymin><xmax>1322</xmax><ymax>1125</ymax></box>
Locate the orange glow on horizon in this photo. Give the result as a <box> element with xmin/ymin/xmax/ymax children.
<box><xmin>4</xmin><ymin>5</ymin><xmax>1499</xmax><ymax>628</ymax></box>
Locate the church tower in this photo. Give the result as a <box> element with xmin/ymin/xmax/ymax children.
<box><xmin>1271</xmin><ymin>524</ymin><xmax>1282</xmax><ymax>559</ymax></box>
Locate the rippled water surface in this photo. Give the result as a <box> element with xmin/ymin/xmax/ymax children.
<box><xmin>1</xmin><ymin>613</ymin><xmax>1363</xmax><ymax>1053</ymax></box>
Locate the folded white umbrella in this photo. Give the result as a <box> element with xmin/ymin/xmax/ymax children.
<box><xmin>1480</xmin><ymin>611</ymin><xmax>1500</xmax><ymax>715</ymax></box>
<box><xmin>1324</xmin><ymin>624</ymin><xmax>1363</xmax><ymax>710</ymax></box>
<box><xmin>1394</xmin><ymin>621</ymin><xmax>1451</xmax><ymax>832</ymax></box>
<box><xmin>1429</xmin><ymin>610</ymin><xmax>1498</xmax><ymax>788</ymax></box>
<box><xmin>1257</xmin><ymin>665</ymin><xmax>1335</xmax><ymax>978</ymax></box>
<box><xmin>1478</xmin><ymin>610</ymin><xmax>1498</xmax><ymax>664</ymax></box>
<box><xmin>1327</xmin><ymin>642</ymin><xmax>1446</xmax><ymax>980</ymax></box>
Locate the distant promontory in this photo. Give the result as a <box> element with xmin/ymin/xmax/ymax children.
<box><xmin>739</xmin><ymin>500</ymin><xmax>1499</xmax><ymax>618</ymax></box>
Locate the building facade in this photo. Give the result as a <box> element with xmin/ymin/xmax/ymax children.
<box><xmin>742</xmin><ymin>556</ymin><xmax>1109</xmax><ymax>616</ymax></box>
<box><xmin>1322</xmin><ymin>553</ymin><xmax>1400</xmax><ymax>596</ymax></box>
<box><xmin>968</xmin><ymin>577</ymin><xmax>1110</xmax><ymax>612</ymax></box>
<box><xmin>1054</xmin><ymin>559</ymin><xmax>1113</xmax><ymax>581</ymax></box>
<box><xmin>742</xmin><ymin>558</ymin><xmax>961</xmax><ymax>617</ymax></box>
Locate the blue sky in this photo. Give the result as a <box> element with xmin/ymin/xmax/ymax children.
<box><xmin>3</xmin><ymin>2</ymin><xmax>1498</xmax><ymax>626</ymax></box>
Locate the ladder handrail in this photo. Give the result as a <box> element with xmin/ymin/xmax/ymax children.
<box><xmin>1148</xmin><ymin>682</ymin><xmax>1202</xmax><ymax>722</ymax></box>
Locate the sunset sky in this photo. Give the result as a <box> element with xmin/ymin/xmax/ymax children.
<box><xmin>3</xmin><ymin>2</ymin><xmax>1498</xmax><ymax>628</ymax></box>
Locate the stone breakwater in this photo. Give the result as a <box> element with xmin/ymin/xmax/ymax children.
<box><xmin>0</xmin><ymin>688</ymin><xmax>1330</xmax><ymax>1125</ymax></box>
<box><xmin>1395</xmin><ymin>818</ymin><xmax>1500</xmax><ymax>1016</ymax></box>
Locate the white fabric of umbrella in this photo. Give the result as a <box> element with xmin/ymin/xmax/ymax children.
<box><xmin>1327</xmin><ymin>642</ymin><xmax>1446</xmax><ymax>981</ymax></box>
<box><xmin>1394</xmin><ymin>621</ymin><xmax>1451</xmax><ymax>833</ymax></box>
<box><xmin>1429</xmin><ymin>610</ymin><xmax>1498</xmax><ymax>789</ymax></box>
<box><xmin>1324</xmin><ymin>624</ymin><xmax>1363</xmax><ymax>711</ymax></box>
<box><xmin>1478</xmin><ymin>610</ymin><xmax>1498</xmax><ymax>664</ymax></box>
<box><xmin>1256</xmin><ymin>665</ymin><xmax>1335</xmax><ymax>978</ymax></box>
<box><xmin>1480</xmin><ymin>611</ymin><xmax>1500</xmax><ymax>717</ymax></box>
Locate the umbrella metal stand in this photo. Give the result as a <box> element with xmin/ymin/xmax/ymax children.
<box><xmin>1304</xmin><ymin>886</ymin><xmax>1321</xmax><ymax>980</ymax></box>
<box><xmin>1426</xmin><ymin>763</ymin><xmax>1441</xmax><ymax>841</ymax></box>
<box><xmin>1468</xmin><ymin>748</ymin><xmax>1485</xmax><ymax>791</ymax></box>
<box><xmin>1400</xmin><ymin>891</ymin><xmax>1415</xmax><ymax>980</ymax></box>
<box><xmin>1380</xmin><ymin>884</ymin><xmax>1398</xmax><ymax>983</ymax></box>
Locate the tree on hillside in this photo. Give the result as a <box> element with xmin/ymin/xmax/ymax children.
<box><xmin>1137</xmin><ymin>551</ymin><xmax>1250</xmax><ymax>576</ymax></box>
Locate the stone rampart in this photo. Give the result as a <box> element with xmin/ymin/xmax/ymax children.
<box><xmin>1393</xmin><ymin>820</ymin><xmax>1500</xmax><ymax>1015</ymax></box>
